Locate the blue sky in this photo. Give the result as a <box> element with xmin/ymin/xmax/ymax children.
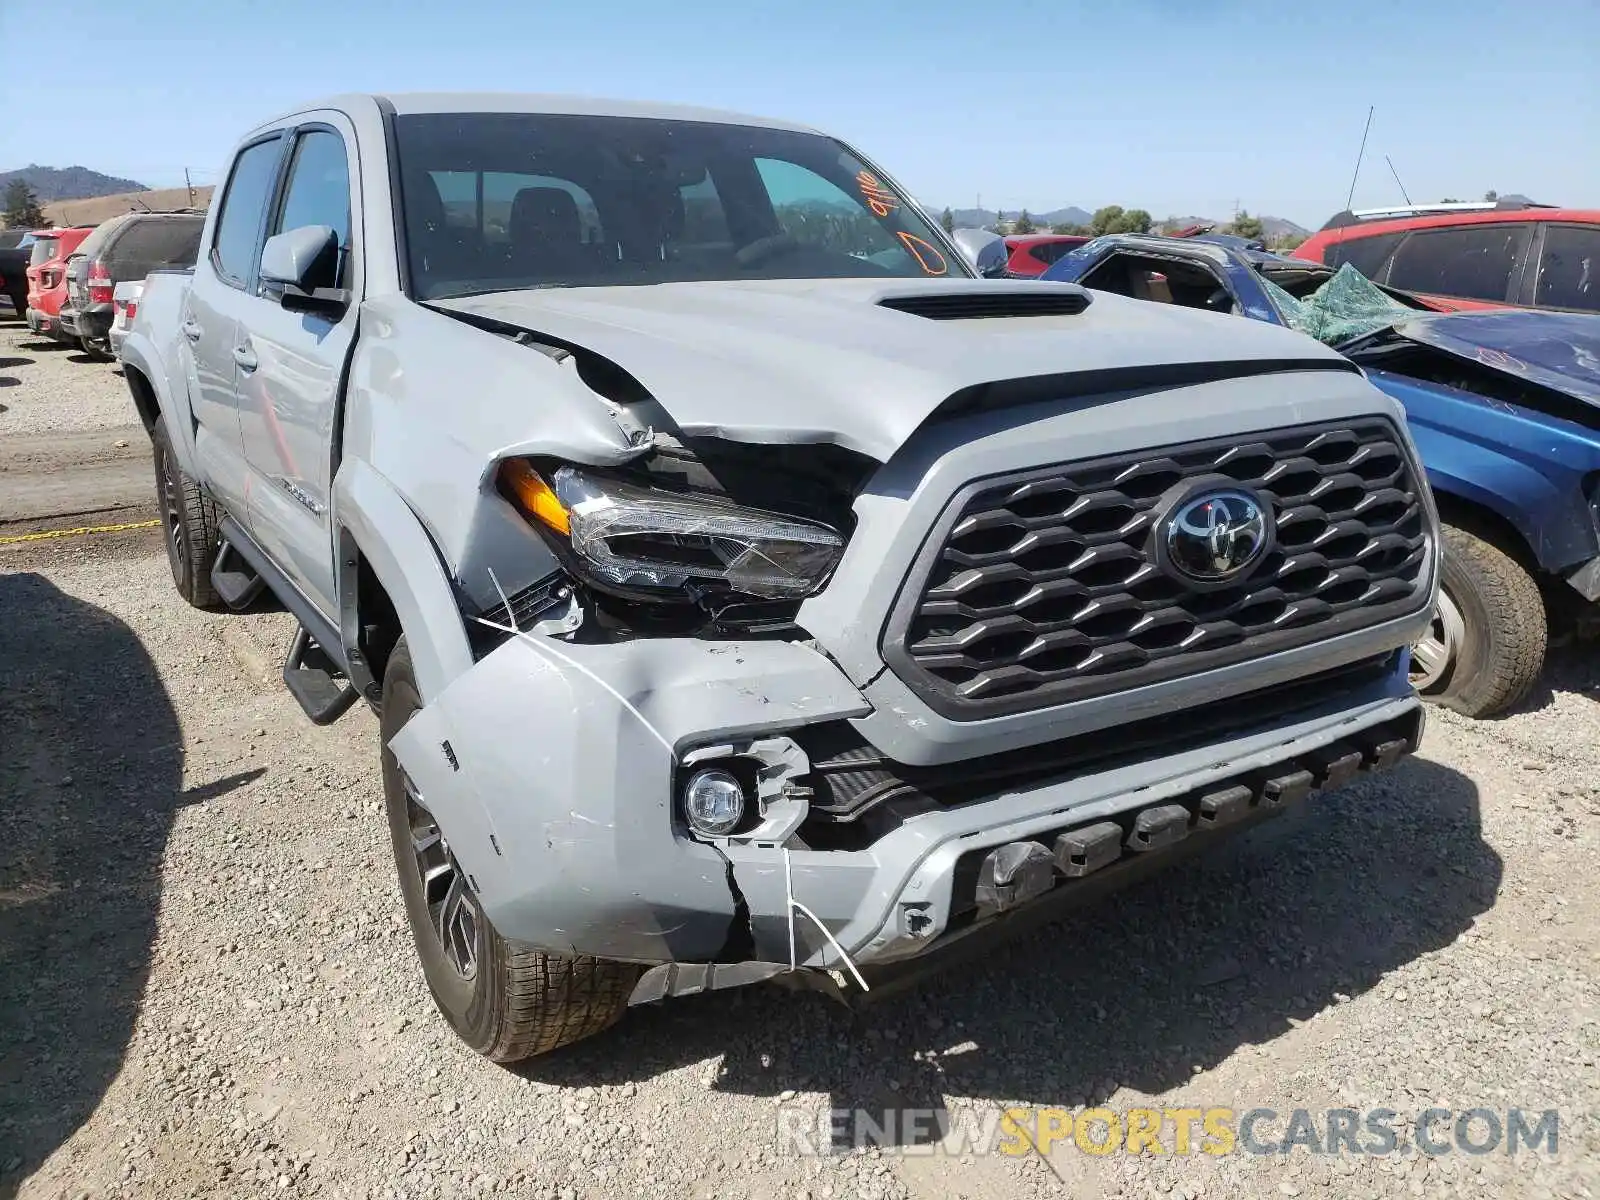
<box><xmin>3</xmin><ymin>0</ymin><xmax>1596</xmax><ymax>227</ymax></box>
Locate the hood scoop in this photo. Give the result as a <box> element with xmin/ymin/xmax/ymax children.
<box><xmin>877</xmin><ymin>286</ymin><xmax>1092</xmax><ymax>321</ymax></box>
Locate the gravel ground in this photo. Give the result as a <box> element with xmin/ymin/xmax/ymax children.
<box><xmin>0</xmin><ymin>319</ymin><xmax>150</xmax><ymax>530</ymax></box>
<box><xmin>1</xmin><ymin>351</ymin><xmax>1597</xmax><ymax>1200</ymax></box>
<box><xmin>0</xmin><ymin>319</ymin><xmax>137</xmax><ymax>435</ymax></box>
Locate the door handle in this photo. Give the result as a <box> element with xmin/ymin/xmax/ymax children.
<box><xmin>232</xmin><ymin>345</ymin><xmax>258</xmax><ymax>372</ymax></box>
<box><xmin>180</xmin><ymin>318</ymin><xmax>203</xmax><ymax>342</ymax></box>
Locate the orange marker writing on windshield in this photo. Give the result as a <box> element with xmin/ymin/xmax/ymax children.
<box><xmin>857</xmin><ymin>170</ymin><xmax>900</xmax><ymax>219</ymax></box>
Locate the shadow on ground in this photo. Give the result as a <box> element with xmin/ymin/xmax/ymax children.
<box><xmin>521</xmin><ymin>755</ymin><xmax>1497</xmax><ymax>1148</ymax></box>
<box><xmin>0</xmin><ymin>573</ymin><xmax>258</xmax><ymax>1197</ymax></box>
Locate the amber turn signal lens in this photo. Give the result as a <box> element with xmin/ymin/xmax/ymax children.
<box><xmin>500</xmin><ymin>460</ymin><xmax>570</xmax><ymax>536</ymax></box>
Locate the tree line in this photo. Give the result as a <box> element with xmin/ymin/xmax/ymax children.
<box><xmin>939</xmin><ymin>202</ymin><xmax>1303</xmax><ymax>247</ymax></box>
<box><xmin>3</xmin><ymin>181</ymin><xmax>47</xmax><ymax>229</ymax></box>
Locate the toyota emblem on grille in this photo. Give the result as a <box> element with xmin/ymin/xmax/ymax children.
<box><xmin>1163</xmin><ymin>489</ymin><xmax>1271</xmax><ymax>582</ymax></box>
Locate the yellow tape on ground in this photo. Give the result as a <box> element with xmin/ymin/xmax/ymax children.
<box><xmin>0</xmin><ymin>519</ymin><xmax>161</xmax><ymax>545</ymax></box>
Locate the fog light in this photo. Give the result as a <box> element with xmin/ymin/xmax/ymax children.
<box><xmin>683</xmin><ymin>769</ymin><xmax>745</xmax><ymax>836</ymax></box>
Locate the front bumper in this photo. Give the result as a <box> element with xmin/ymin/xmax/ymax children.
<box><xmin>389</xmin><ymin>626</ymin><xmax>1424</xmax><ymax>992</ymax></box>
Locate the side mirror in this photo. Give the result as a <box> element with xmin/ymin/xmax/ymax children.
<box><xmin>951</xmin><ymin>228</ymin><xmax>1011</xmax><ymax>278</ymax></box>
<box><xmin>260</xmin><ymin>225</ymin><xmax>348</xmax><ymax>314</ymax></box>
<box><xmin>974</xmin><ymin>239</ymin><xmax>1010</xmax><ymax>279</ymax></box>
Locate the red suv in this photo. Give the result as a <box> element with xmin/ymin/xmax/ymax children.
<box><xmin>1294</xmin><ymin>202</ymin><xmax>1600</xmax><ymax>313</ymax></box>
<box><xmin>1003</xmin><ymin>233</ymin><xmax>1090</xmax><ymax>277</ymax></box>
<box><xmin>24</xmin><ymin>226</ymin><xmax>94</xmax><ymax>339</ymax></box>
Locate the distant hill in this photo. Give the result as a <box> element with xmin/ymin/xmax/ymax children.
<box><xmin>1260</xmin><ymin>215</ymin><xmax>1310</xmax><ymax>241</ymax></box>
<box><xmin>1039</xmin><ymin>206</ymin><xmax>1094</xmax><ymax>228</ymax></box>
<box><xmin>42</xmin><ymin>186</ymin><xmax>214</xmax><ymax>228</ymax></box>
<box><xmin>944</xmin><ymin>206</ymin><xmax>1094</xmax><ymax>230</ymax></box>
<box><xmin>0</xmin><ymin>164</ymin><xmax>148</xmax><ymax>203</ymax></box>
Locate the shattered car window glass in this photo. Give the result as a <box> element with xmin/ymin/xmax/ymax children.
<box><xmin>1261</xmin><ymin>263</ymin><xmax>1418</xmax><ymax>345</ymax></box>
<box><xmin>394</xmin><ymin>112</ymin><xmax>968</xmax><ymax>298</ymax></box>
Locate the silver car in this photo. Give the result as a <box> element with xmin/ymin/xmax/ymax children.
<box><xmin>108</xmin><ymin>279</ymin><xmax>144</xmax><ymax>360</ymax></box>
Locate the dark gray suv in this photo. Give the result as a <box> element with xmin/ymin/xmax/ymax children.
<box><xmin>60</xmin><ymin>211</ymin><xmax>204</xmax><ymax>357</ymax></box>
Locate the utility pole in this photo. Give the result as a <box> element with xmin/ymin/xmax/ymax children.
<box><xmin>184</xmin><ymin>168</ymin><xmax>195</xmax><ymax>208</ymax></box>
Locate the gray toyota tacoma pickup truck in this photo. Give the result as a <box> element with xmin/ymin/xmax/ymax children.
<box><xmin>121</xmin><ymin>93</ymin><xmax>1439</xmax><ymax>1062</ymax></box>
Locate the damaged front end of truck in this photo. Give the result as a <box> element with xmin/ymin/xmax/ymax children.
<box><xmin>367</xmin><ymin>278</ymin><xmax>1438</xmax><ymax>1012</ymax></box>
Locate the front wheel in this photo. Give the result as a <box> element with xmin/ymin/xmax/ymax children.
<box><xmin>1410</xmin><ymin>524</ymin><xmax>1546</xmax><ymax>718</ymax></box>
<box><xmin>380</xmin><ymin>637</ymin><xmax>640</xmax><ymax>1061</ymax></box>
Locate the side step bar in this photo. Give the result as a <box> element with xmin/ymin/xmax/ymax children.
<box><xmin>210</xmin><ymin>541</ymin><xmax>266</xmax><ymax>611</ymax></box>
<box><xmin>215</xmin><ymin>516</ymin><xmax>360</xmax><ymax>725</ymax></box>
<box><xmin>283</xmin><ymin>626</ymin><xmax>360</xmax><ymax>725</ymax></box>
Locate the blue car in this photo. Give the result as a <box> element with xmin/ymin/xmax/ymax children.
<box><xmin>1044</xmin><ymin>235</ymin><xmax>1600</xmax><ymax>717</ymax></box>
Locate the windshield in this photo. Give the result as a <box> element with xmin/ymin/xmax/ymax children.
<box><xmin>29</xmin><ymin>237</ymin><xmax>60</xmax><ymax>267</ymax></box>
<box><xmin>392</xmin><ymin>112</ymin><xmax>966</xmax><ymax>300</ymax></box>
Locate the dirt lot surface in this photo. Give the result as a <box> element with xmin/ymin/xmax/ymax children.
<box><xmin>0</xmin><ymin>323</ymin><xmax>148</xmax><ymax>532</ymax></box>
<box><xmin>1</xmin><ymin>310</ymin><xmax>1597</xmax><ymax>1199</ymax></box>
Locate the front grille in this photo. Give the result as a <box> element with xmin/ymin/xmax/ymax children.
<box><xmin>885</xmin><ymin>419</ymin><xmax>1429</xmax><ymax>718</ymax></box>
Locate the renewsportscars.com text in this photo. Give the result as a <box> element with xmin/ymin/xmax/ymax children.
<box><xmin>777</xmin><ymin>1106</ymin><xmax>1561</xmax><ymax>1158</ymax></box>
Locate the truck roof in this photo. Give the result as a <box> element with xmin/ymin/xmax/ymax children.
<box><xmin>256</xmin><ymin>92</ymin><xmax>820</xmax><ymax>135</ymax></box>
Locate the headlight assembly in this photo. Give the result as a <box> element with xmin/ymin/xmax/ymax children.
<box><xmin>501</xmin><ymin>461</ymin><xmax>845</xmax><ymax>602</ymax></box>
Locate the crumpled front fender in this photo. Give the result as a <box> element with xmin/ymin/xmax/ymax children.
<box><xmin>386</xmin><ymin>630</ymin><xmax>870</xmax><ymax>963</ymax></box>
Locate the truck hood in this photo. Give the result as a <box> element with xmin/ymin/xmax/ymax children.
<box><xmin>434</xmin><ymin>278</ymin><xmax>1351</xmax><ymax>462</ymax></box>
<box><xmin>1388</xmin><ymin>310</ymin><xmax>1600</xmax><ymax>407</ymax></box>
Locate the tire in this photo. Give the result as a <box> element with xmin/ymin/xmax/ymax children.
<box><xmin>79</xmin><ymin>335</ymin><xmax>112</xmax><ymax>361</ymax></box>
<box><xmin>1411</xmin><ymin>524</ymin><xmax>1546</xmax><ymax>718</ymax></box>
<box><xmin>380</xmin><ymin>637</ymin><xmax>640</xmax><ymax>1061</ymax></box>
<box><xmin>7</xmin><ymin>291</ymin><xmax>24</xmax><ymax>320</ymax></box>
<box><xmin>152</xmin><ymin>423</ymin><xmax>223</xmax><ymax>609</ymax></box>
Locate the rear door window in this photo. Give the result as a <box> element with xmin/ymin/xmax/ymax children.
<box><xmin>1533</xmin><ymin>226</ymin><xmax>1600</xmax><ymax>312</ymax></box>
<box><xmin>1029</xmin><ymin>241</ymin><xmax>1078</xmax><ymax>266</ymax></box>
<box><xmin>1385</xmin><ymin>224</ymin><xmax>1531</xmax><ymax>302</ymax></box>
<box><xmin>212</xmin><ymin>136</ymin><xmax>285</xmax><ymax>287</ymax></box>
<box><xmin>29</xmin><ymin>237</ymin><xmax>60</xmax><ymax>267</ymax></box>
<box><xmin>1322</xmin><ymin>231</ymin><xmax>1403</xmax><ymax>280</ymax></box>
